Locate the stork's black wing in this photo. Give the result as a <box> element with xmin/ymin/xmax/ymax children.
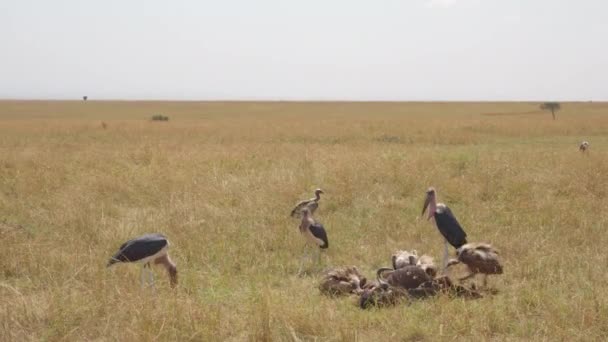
<box><xmin>107</xmin><ymin>233</ymin><xmax>168</xmax><ymax>265</ymax></box>
<box><xmin>434</xmin><ymin>206</ymin><xmax>467</xmax><ymax>248</ymax></box>
<box><xmin>309</xmin><ymin>223</ymin><xmax>329</xmax><ymax>249</ymax></box>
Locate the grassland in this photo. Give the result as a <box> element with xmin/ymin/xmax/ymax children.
<box><xmin>1</xmin><ymin>100</ymin><xmax>607</xmax><ymax>341</ymax></box>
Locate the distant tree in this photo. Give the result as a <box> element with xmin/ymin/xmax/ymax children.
<box><xmin>540</xmin><ymin>102</ymin><xmax>560</xmax><ymax>120</ymax></box>
<box><xmin>83</xmin><ymin>96</ymin><xmax>88</xmax><ymax>101</ymax></box>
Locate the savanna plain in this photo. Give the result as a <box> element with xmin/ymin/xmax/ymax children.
<box><xmin>1</xmin><ymin>101</ymin><xmax>608</xmax><ymax>341</ymax></box>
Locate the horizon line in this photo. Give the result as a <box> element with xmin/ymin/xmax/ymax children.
<box><xmin>0</xmin><ymin>98</ymin><xmax>604</xmax><ymax>103</ymax></box>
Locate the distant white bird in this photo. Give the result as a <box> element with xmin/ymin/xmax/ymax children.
<box><xmin>107</xmin><ymin>233</ymin><xmax>177</xmax><ymax>288</ymax></box>
<box><xmin>291</xmin><ymin>189</ymin><xmax>324</xmax><ymax>218</ymax></box>
<box><xmin>579</xmin><ymin>141</ymin><xmax>590</xmax><ymax>153</ymax></box>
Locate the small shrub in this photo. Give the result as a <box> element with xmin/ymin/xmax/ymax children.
<box><xmin>151</xmin><ymin>114</ymin><xmax>169</xmax><ymax>121</ymax></box>
<box><xmin>375</xmin><ymin>135</ymin><xmax>402</xmax><ymax>144</ymax></box>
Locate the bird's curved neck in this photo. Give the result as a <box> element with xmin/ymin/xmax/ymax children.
<box><xmin>155</xmin><ymin>254</ymin><xmax>178</xmax><ymax>287</ymax></box>
<box><xmin>314</xmin><ymin>193</ymin><xmax>321</xmax><ymax>201</ymax></box>
<box><xmin>300</xmin><ymin>216</ymin><xmax>313</xmax><ymax>233</ymax></box>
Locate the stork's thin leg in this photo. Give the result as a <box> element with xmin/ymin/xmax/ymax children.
<box><xmin>140</xmin><ymin>265</ymin><xmax>146</xmax><ymax>287</ymax></box>
<box><xmin>298</xmin><ymin>245</ymin><xmax>309</xmax><ymax>274</ymax></box>
<box><xmin>315</xmin><ymin>248</ymin><xmax>323</xmax><ymax>271</ymax></box>
<box><xmin>442</xmin><ymin>240</ymin><xmax>449</xmax><ymax>273</ymax></box>
<box><xmin>147</xmin><ymin>264</ymin><xmax>155</xmax><ymax>288</ymax></box>
<box><xmin>482</xmin><ymin>274</ymin><xmax>488</xmax><ymax>288</ymax></box>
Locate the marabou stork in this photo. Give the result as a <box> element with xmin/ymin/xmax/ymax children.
<box><xmin>579</xmin><ymin>141</ymin><xmax>590</xmax><ymax>153</ymax></box>
<box><xmin>298</xmin><ymin>208</ymin><xmax>328</xmax><ymax>273</ymax></box>
<box><xmin>421</xmin><ymin>187</ymin><xmax>468</xmax><ymax>272</ymax></box>
<box><xmin>107</xmin><ymin>233</ymin><xmax>177</xmax><ymax>288</ymax></box>
<box><xmin>290</xmin><ymin>189</ymin><xmax>324</xmax><ymax>218</ymax></box>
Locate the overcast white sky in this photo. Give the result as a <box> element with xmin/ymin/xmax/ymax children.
<box><xmin>1</xmin><ymin>0</ymin><xmax>606</xmax><ymax>101</ymax></box>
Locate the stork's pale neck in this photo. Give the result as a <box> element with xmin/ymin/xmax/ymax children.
<box><xmin>300</xmin><ymin>216</ymin><xmax>313</xmax><ymax>233</ymax></box>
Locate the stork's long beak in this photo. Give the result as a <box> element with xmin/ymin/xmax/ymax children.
<box><xmin>421</xmin><ymin>195</ymin><xmax>431</xmax><ymax>218</ymax></box>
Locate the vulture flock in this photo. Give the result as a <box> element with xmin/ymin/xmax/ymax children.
<box><xmin>306</xmin><ymin>187</ymin><xmax>504</xmax><ymax>309</ymax></box>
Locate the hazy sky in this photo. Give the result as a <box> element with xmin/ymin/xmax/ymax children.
<box><xmin>1</xmin><ymin>0</ymin><xmax>606</xmax><ymax>100</ymax></box>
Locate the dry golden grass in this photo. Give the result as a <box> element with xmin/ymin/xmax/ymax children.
<box><xmin>1</xmin><ymin>100</ymin><xmax>608</xmax><ymax>341</ymax></box>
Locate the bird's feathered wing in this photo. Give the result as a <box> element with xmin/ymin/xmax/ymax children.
<box><xmin>290</xmin><ymin>199</ymin><xmax>318</xmax><ymax>217</ymax></box>
<box><xmin>381</xmin><ymin>266</ymin><xmax>431</xmax><ymax>290</ymax></box>
<box><xmin>107</xmin><ymin>233</ymin><xmax>168</xmax><ymax>266</ymax></box>
<box><xmin>306</xmin><ymin>201</ymin><xmax>319</xmax><ymax>214</ymax></box>
<box><xmin>391</xmin><ymin>250</ymin><xmax>418</xmax><ymax>270</ymax></box>
<box><xmin>319</xmin><ymin>266</ymin><xmax>366</xmax><ymax>296</ymax></box>
<box><xmin>434</xmin><ymin>205</ymin><xmax>468</xmax><ymax>248</ymax></box>
<box><xmin>309</xmin><ymin>222</ymin><xmax>329</xmax><ymax>249</ymax></box>
<box><xmin>458</xmin><ymin>243</ymin><xmax>502</xmax><ymax>275</ymax></box>
<box><xmin>471</xmin><ymin>243</ymin><xmax>498</xmax><ymax>254</ymax></box>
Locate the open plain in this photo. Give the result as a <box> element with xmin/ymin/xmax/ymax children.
<box><xmin>1</xmin><ymin>101</ymin><xmax>607</xmax><ymax>341</ymax></box>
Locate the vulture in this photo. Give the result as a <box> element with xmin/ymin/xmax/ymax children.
<box><xmin>453</xmin><ymin>242</ymin><xmax>503</xmax><ymax>287</ymax></box>
<box><xmin>290</xmin><ymin>189</ymin><xmax>324</xmax><ymax>218</ymax></box>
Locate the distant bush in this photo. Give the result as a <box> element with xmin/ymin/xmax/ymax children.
<box><xmin>375</xmin><ymin>135</ymin><xmax>402</xmax><ymax>144</ymax></box>
<box><xmin>373</xmin><ymin>134</ymin><xmax>416</xmax><ymax>145</ymax></box>
<box><xmin>151</xmin><ymin>114</ymin><xmax>169</xmax><ymax>121</ymax></box>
